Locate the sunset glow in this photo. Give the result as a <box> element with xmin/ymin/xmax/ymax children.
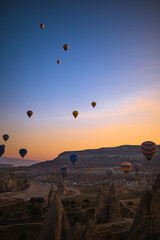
<box><xmin>1</xmin><ymin>1</ymin><xmax>160</xmax><ymax>161</ymax></box>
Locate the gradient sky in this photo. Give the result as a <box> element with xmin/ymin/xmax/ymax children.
<box><xmin>0</xmin><ymin>0</ymin><xmax>160</xmax><ymax>161</ymax></box>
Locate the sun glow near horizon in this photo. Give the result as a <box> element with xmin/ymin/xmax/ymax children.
<box><xmin>3</xmin><ymin>85</ymin><xmax>160</xmax><ymax>161</ymax></box>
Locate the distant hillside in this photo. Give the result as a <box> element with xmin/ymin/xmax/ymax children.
<box><xmin>0</xmin><ymin>157</ymin><xmax>40</xmax><ymax>167</ymax></box>
<box><xmin>30</xmin><ymin>145</ymin><xmax>160</xmax><ymax>172</ymax></box>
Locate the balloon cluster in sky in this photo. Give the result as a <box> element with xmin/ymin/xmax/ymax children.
<box><xmin>0</xmin><ymin>24</ymin><xmax>158</xmax><ymax>174</ymax></box>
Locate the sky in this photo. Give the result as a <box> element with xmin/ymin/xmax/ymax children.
<box><xmin>0</xmin><ymin>0</ymin><xmax>160</xmax><ymax>161</ymax></box>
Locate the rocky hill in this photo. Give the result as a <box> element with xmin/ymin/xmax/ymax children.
<box><xmin>30</xmin><ymin>145</ymin><xmax>160</xmax><ymax>172</ymax></box>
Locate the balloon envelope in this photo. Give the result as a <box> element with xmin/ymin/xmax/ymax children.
<box><xmin>0</xmin><ymin>144</ymin><xmax>5</xmax><ymax>157</ymax></box>
<box><xmin>27</xmin><ymin>110</ymin><xmax>33</xmax><ymax>118</ymax></box>
<box><xmin>40</xmin><ymin>24</ymin><xmax>44</xmax><ymax>29</ymax></box>
<box><xmin>59</xmin><ymin>165</ymin><xmax>69</xmax><ymax>178</ymax></box>
<box><xmin>141</xmin><ymin>141</ymin><xmax>157</xmax><ymax>161</ymax></box>
<box><xmin>69</xmin><ymin>154</ymin><xmax>78</xmax><ymax>166</ymax></box>
<box><xmin>91</xmin><ymin>102</ymin><xmax>96</xmax><ymax>108</ymax></box>
<box><xmin>3</xmin><ymin>134</ymin><xmax>9</xmax><ymax>142</ymax></box>
<box><xmin>72</xmin><ymin>111</ymin><xmax>79</xmax><ymax>119</ymax></box>
<box><xmin>63</xmin><ymin>44</ymin><xmax>69</xmax><ymax>51</ymax></box>
<box><xmin>133</xmin><ymin>163</ymin><xmax>142</xmax><ymax>173</ymax></box>
<box><xmin>57</xmin><ymin>60</ymin><xmax>61</xmax><ymax>64</ymax></box>
<box><xmin>19</xmin><ymin>149</ymin><xmax>27</xmax><ymax>158</ymax></box>
<box><xmin>106</xmin><ymin>168</ymin><xmax>113</xmax><ymax>177</ymax></box>
<box><xmin>121</xmin><ymin>162</ymin><xmax>132</xmax><ymax>176</ymax></box>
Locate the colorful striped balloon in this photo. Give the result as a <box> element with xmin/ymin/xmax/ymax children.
<box><xmin>121</xmin><ymin>162</ymin><xmax>132</xmax><ymax>176</ymax></box>
<box><xmin>133</xmin><ymin>163</ymin><xmax>142</xmax><ymax>173</ymax></box>
<box><xmin>141</xmin><ymin>141</ymin><xmax>157</xmax><ymax>161</ymax></box>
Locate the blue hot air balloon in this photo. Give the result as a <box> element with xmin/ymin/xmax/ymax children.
<box><xmin>69</xmin><ymin>154</ymin><xmax>78</xmax><ymax>166</ymax></box>
<box><xmin>3</xmin><ymin>134</ymin><xmax>9</xmax><ymax>142</ymax></box>
<box><xmin>19</xmin><ymin>149</ymin><xmax>27</xmax><ymax>158</ymax></box>
<box><xmin>106</xmin><ymin>168</ymin><xmax>113</xmax><ymax>177</ymax></box>
<box><xmin>0</xmin><ymin>144</ymin><xmax>5</xmax><ymax>157</ymax></box>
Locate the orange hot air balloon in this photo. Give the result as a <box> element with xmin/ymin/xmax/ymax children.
<box><xmin>141</xmin><ymin>141</ymin><xmax>157</xmax><ymax>161</ymax></box>
<box><xmin>57</xmin><ymin>60</ymin><xmax>61</xmax><ymax>64</ymax></box>
<box><xmin>63</xmin><ymin>44</ymin><xmax>69</xmax><ymax>51</ymax></box>
<box><xmin>91</xmin><ymin>102</ymin><xmax>96</xmax><ymax>108</ymax></box>
<box><xmin>40</xmin><ymin>24</ymin><xmax>44</xmax><ymax>29</ymax></box>
<box><xmin>121</xmin><ymin>162</ymin><xmax>132</xmax><ymax>176</ymax></box>
<box><xmin>27</xmin><ymin>110</ymin><xmax>33</xmax><ymax>118</ymax></box>
<box><xmin>72</xmin><ymin>111</ymin><xmax>79</xmax><ymax>119</ymax></box>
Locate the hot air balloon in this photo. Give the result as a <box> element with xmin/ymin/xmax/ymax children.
<box><xmin>133</xmin><ymin>163</ymin><xmax>142</xmax><ymax>173</ymax></box>
<box><xmin>141</xmin><ymin>141</ymin><xmax>157</xmax><ymax>161</ymax></box>
<box><xmin>69</xmin><ymin>154</ymin><xmax>78</xmax><ymax>166</ymax></box>
<box><xmin>27</xmin><ymin>110</ymin><xmax>33</xmax><ymax>118</ymax></box>
<box><xmin>121</xmin><ymin>162</ymin><xmax>132</xmax><ymax>176</ymax></box>
<box><xmin>40</xmin><ymin>24</ymin><xmax>44</xmax><ymax>29</ymax></box>
<box><xmin>57</xmin><ymin>60</ymin><xmax>61</xmax><ymax>64</ymax></box>
<box><xmin>0</xmin><ymin>144</ymin><xmax>5</xmax><ymax>157</ymax></box>
<box><xmin>72</xmin><ymin>111</ymin><xmax>79</xmax><ymax>119</ymax></box>
<box><xmin>19</xmin><ymin>149</ymin><xmax>27</xmax><ymax>158</ymax></box>
<box><xmin>106</xmin><ymin>168</ymin><xmax>113</xmax><ymax>177</ymax></box>
<box><xmin>3</xmin><ymin>134</ymin><xmax>9</xmax><ymax>142</ymax></box>
<box><xmin>63</xmin><ymin>44</ymin><xmax>69</xmax><ymax>51</ymax></box>
<box><xmin>91</xmin><ymin>102</ymin><xmax>96</xmax><ymax>108</ymax></box>
<box><xmin>59</xmin><ymin>165</ymin><xmax>69</xmax><ymax>178</ymax></box>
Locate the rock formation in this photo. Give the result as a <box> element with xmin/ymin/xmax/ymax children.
<box><xmin>83</xmin><ymin>220</ymin><xmax>103</xmax><ymax>240</ymax></box>
<box><xmin>48</xmin><ymin>183</ymin><xmax>56</xmax><ymax>207</ymax></box>
<box><xmin>41</xmin><ymin>193</ymin><xmax>71</xmax><ymax>240</ymax></box>
<box><xmin>0</xmin><ymin>175</ymin><xmax>28</xmax><ymax>193</ymax></box>
<box><xmin>72</xmin><ymin>222</ymin><xmax>85</xmax><ymax>240</ymax></box>
<box><xmin>72</xmin><ymin>220</ymin><xmax>102</xmax><ymax>240</ymax></box>
<box><xmin>107</xmin><ymin>183</ymin><xmax>120</xmax><ymax>221</ymax></box>
<box><xmin>126</xmin><ymin>174</ymin><xmax>160</xmax><ymax>240</ymax></box>
<box><xmin>94</xmin><ymin>183</ymin><xmax>120</xmax><ymax>223</ymax></box>
<box><xmin>94</xmin><ymin>187</ymin><xmax>107</xmax><ymax>223</ymax></box>
<box><xmin>120</xmin><ymin>201</ymin><xmax>135</xmax><ymax>218</ymax></box>
<box><xmin>57</xmin><ymin>180</ymin><xmax>66</xmax><ymax>196</ymax></box>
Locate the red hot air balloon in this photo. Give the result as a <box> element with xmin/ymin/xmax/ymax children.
<box><xmin>59</xmin><ymin>165</ymin><xmax>69</xmax><ymax>178</ymax></box>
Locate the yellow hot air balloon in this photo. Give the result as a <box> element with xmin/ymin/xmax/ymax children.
<box><xmin>63</xmin><ymin>44</ymin><xmax>69</xmax><ymax>51</ymax></box>
<box><xmin>72</xmin><ymin>111</ymin><xmax>79</xmax><ymax>119</ymax></box>
<box><xmin>40</xmin><ymin>24</ymin><xmax>44</xmax><ymax>29</ymax></box>
<box><xmin>91</xmin><ymin>102</ymin><xmax>96</xmax><ymax>108</ymax></box>
<box><xmin>121</xmin><ymin>162</ymin><xmax>132</xmax><ymax>176</ymax></box>
<box><xmin>57</xmin><ymin>60</ymin><xmax>61</xmax><ymax>64</ymax></box>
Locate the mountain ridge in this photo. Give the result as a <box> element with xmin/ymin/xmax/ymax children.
<box><xmin>30</xmin><ymin>145</ymin><xmax>160</xmax><ymax>171</ymax></box>
<box><xmin>0</xmin><ymin>157</ymin><xmax>40</xmax><ymax>167</ymax></box>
